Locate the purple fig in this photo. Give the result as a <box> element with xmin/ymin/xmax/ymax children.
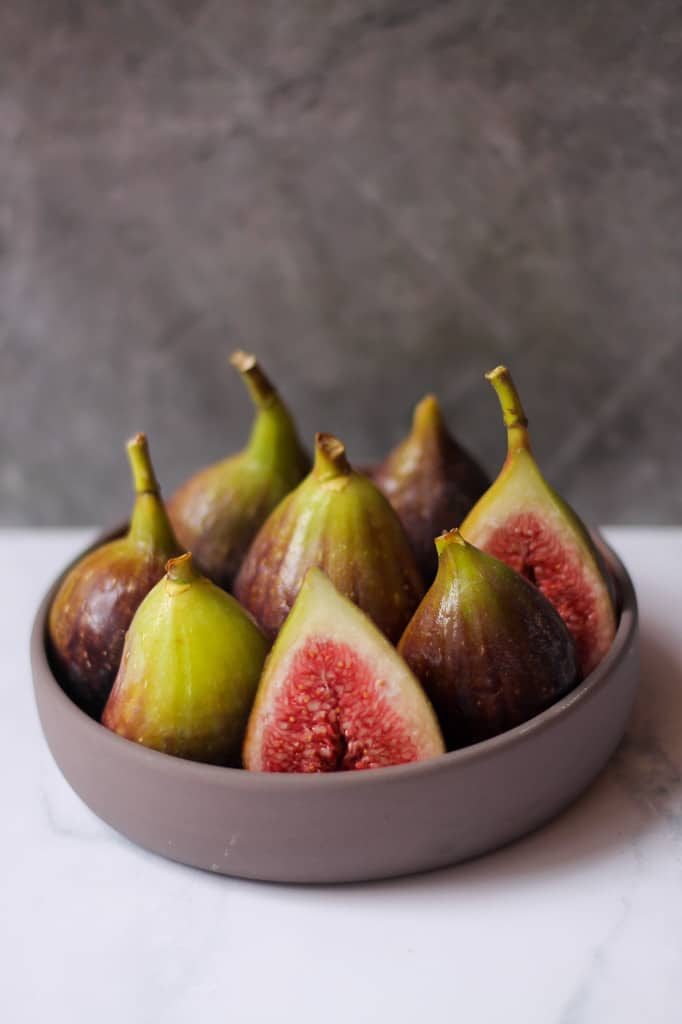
<box><xmin>48</xmin><ymin>434</ymin><xmax>181</xmax><ymax>717</ymax></box>
<box><xmin>372</xmin><ymin>394</ymin><xmax>489</xmax><ymax>581</ymax></box>
<box><xmin>399</xmin><ymin>529</ymin><xmax>580</xmax><ymax>749</ymax></box>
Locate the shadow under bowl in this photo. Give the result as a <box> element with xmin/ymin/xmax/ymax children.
<box><xmin>31</xmin><ymin>531</ymin><xmax>639</xmax><ymax>884</ymax></box>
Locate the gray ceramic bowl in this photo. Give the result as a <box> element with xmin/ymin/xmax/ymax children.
<box><xmin>31</xmin><ymin>531</ymin><xmax>638</xmax><ymax>884</ymax></box>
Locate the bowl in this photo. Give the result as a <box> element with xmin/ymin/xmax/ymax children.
<box><xmin>31</xmin><ymin>530</ymin><xmax>639</xmax><ymax>884</ymax></box>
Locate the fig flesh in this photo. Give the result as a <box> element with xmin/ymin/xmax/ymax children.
<box><xmin>399</xmin><ymin>530</ymin><xmax>580</xmax><ymax>749</ymax></box>
<box><xmin>102</xmin><ymin>553</ymin><xmax>268</xmax><ymax>765</ymax></box>
<box><xmin>243</xmin><ymin>568</ymin><xmax>445</xmax><ymax>772</ymax></box>
<box><xmin>168</xmin><ymin>351</ymin><xmax>309</xmax><ymax>590</ymax></box>
<box><xmin>372</xmin><ymin>394</ymin><xmax>489</xmax><ymax>581</ymax></box>
<box><xmin>234</xmin><ymin>433</ymin><xmax>424</xmax><ymax>643</ymax></box>
<box><xmin>48</xmin><ymin>434</ymin><xmax>181</xmax><ymax>718</ymax></box>
<box><xmin>461</xmin><ymin>367</ymin><xmax>617</xmax><ymax>676</ymax></box>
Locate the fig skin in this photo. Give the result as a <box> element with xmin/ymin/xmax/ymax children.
<box><xmin>243</xmin><ymin>568</ymin><xmax>445</xmax><ymax>772</ymax></box>
<box><xmin>460</xmin><ymin>367</ymin><xmax>617</xmax><ymax>675</ymax></box>
<box><xmin>48</xmin><ymin>434</ymin><xmax>181</xmax><ymax>718</ymax></box>
<box><xmin>168</xmin><ymin>351</ymin><xmax>310</xmax><ymax>591</ymax></box>
<box><xmin>371</xmin><ymin>394</ymin><xmax>489</xmax><ymax>581</ymax></box>
<box><xmin>399</xmin><ymin>530</ymin><xmax>580</xmax><ymax>750</ymax></box>
<box><xmin>234</xmin><ymin>433</ymin><xmax>425</xmax><ymax>644</ymax></box>
<box><xmin>102</xmin><ymin>553</ymin><xmax>268</xmax><ymax>766</ymax></box>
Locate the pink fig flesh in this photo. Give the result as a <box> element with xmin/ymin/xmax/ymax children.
<box><xmin>243</xmin><ymin>568</ymin><xmax>444</xmax><ymax>772</ymax></box>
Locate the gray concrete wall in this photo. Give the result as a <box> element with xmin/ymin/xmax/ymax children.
<box><xmin>2</xmin><ymin>1</ymin><xmax>681</xmax><ymax>526</ymax></box>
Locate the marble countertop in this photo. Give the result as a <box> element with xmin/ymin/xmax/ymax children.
<box><xmin>3</xmin><ymin>528</ymin><xmax>681</xmax><ymax>1023</ymax></box>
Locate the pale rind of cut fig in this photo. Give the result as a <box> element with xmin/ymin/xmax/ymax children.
<box><xmin>243</xmin><ymin>568</ymin><xmax>445</xmax><ymax>773</ymax></box>
<box><xmin>460</xmin><ymin>367</ymin><xmax>617</xmax><ymax>676</ymax></box>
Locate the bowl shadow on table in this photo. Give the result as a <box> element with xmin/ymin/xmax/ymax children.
<box><xmin>231</xmin><ymin>628</ymin><xmax>681</xmax><ymax>901</ymax></box>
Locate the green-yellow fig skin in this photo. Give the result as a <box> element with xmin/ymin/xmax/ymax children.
<box><xmin>399</xmin><ymin>531</ymin><xmax>580</xmax><ymax>750</ymax></box>
<box><xmin>168</xmin><ymin>353</ymin><xmax>310</xmax><ymax>591</ymax></box>
<box><xmin>373</xmin><ymin>394</ymin><xmax>489</xmax><ymax>582</ymax></box>
<box><xmin>460</xmin><ymin>367</ymin><xmax>617</xmax><ymax>676</ymax></box>
<box><xmin>102</xmin><ymin>553</ymin><xmax>268</xmax><ymax>766</ymax></box>
<box><xmin>48</xmin><ymin>435</ymin><xmax>181</xmax><ymax>719</ymax></box>
<box><xmin>234</xmin><ymin>434</ymin><xmax>425</xmax><ymax>644</ymax></box>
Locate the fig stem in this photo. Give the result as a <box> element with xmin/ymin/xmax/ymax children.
<box><xmin>230</xmin><ymin>350</ymin><xmax>276</xmax><ymax>409</ymax></box>
<box><xmin>127</xmin><ymin>433</ymin><xmax>159</xmax><ymax>494</ymax></box>
<box><xmin>485</xmin><ymin>366</ymin><xmax>531</xmax><ymax>454</ymax></box>
<box><xmin>412</xmin><ymin>394</ymin><xmax>443</xmax><ymax>437</ymax></box>
<box><xmin>435</xmin><ymin>528</ymin><xmax>467</xmax><ymax>555</ymax></box>
<box><xmin>313</xmin><ymin>433</ymin><xmax>351</xmax><ymax>481</ymax></box>
<box><xmin>166</xmin><ymin>552</ymin><xmax>199</xmax><ymax>584</ymax></box>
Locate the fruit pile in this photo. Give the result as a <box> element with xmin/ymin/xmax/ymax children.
<box><xmin>47</xmin><ymin>355</ymin><xmax>617</xmax><ymax>773</ymax></box>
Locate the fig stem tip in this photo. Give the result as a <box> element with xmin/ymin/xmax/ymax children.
<box><xmin>166</xmin><ymin>552</ymin><xmax>198</xmax><ymax>584</ymax></box>
<box><xmin>435</xmin><ymin>528</ymin><xmax>467</xmax><ymax>555</ymax></box>
<box><xmin>314</xmin><ymin>432</ymin><xmax>351</xmax><ymax>480</ymax></box>
<box><xmin>126</xmin><ymin>433</ymin><xmax>159</xmax><ymax>494</ymax></box>
<box><xmin>230</xmin><ymin>350</ymin><xmax>276</xmax><ymax>406</ymax></box>
<box><xmin>485</xmin><ymin>365</ymin><xmax>530</xmax><ymax>449</ymax></box>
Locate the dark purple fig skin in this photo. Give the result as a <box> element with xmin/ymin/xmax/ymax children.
<box><xmin>48</xmin><ymin>433</ymin><xmax>180</xmax><ymax>718</ymax></box>
<box><xmin>398</xmin><ymin>531</ymin><xmax>580</xmax><ymax>750</ymax></box>
<box><xmin>372</xmin><ymin>396</ymin><xmax>489</xmax><ymax>582</ymax></box>
<box><xmin>48</xmin><ymin>542</ymin><xmax>171</xmax><ymax>718</ymax></box>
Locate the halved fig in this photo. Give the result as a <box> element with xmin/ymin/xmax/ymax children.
<box><xmin>460</xmin><ymin>367</ymin><xmax>617</xmax><ymax>675</ymax></box>
<box><xmin>243</xmin><ymin>568</ymin><xmax>445</xmax><ymax>773</ymax></box>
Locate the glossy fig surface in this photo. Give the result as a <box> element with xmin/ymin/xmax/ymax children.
<box><xmin>372</xmin><ymin>394</ymin><xmax>489</xmax><ymax>580</ymax></box>
<box><xmin>461</xmin><ymin>367</ymin><xmax>617</xmax><ymax>675</ymax></box>
<box><xmin>48</xmin><ymin>434</ymin><xmax>180</xmax><ymax>718</ymax></box>
<box><xmin>244</xmin><ymin>568</ymin><xmax>444</xmax><ymax>772</ymax></box>
<box><xmin>399</xmin><ymin>530</ymin><xmax>580</xmax><ymax>749</ymax></box>
<box><xmin>168</xmin><ymin>351</ymin><xmax>309</xmax><ymax>590</ymax></box>
<box><xmin>102</xmin><ymin>553</ymin><xmax>268</xmax><ymax>765</ymax></box>
<box><xmin>234</xmin><ymin>433</ymin><xmax>424</xmax><ymax>643</ymax></box>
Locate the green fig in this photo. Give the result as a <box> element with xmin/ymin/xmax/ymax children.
<box><xmin>461</xmin><ymin>367</ymin><xmax>617</xmax><ymax>676</ymax></box>
<box><xmin>102</xmin><ymin>552</ymin><xmax>268</xmax><ymax>765</ymax></box>
<box><xmin>372</xmin><ymin>394</ymin><xmax>489</xmax><ymax>581</ymax></box>
<box><xmin>48</xmin><ymin>434</ymin><xmax>181</xmax><ymax>718</ymax></box>
<box><xmin>168</xmin><ymin>351</ymin><xmax>310</xmax><ymax>590</ymax></box>
<box><xmin>244</xmin><ymin>568</ymin><xmax>444</xmax><ymax>772</ymax></box>
<box><xmin>399</xmin><ymin>530</ymin><xmax>580</xmax><ymax>749</ymax></box>
<box><xmin>234</xmin><ymin>433</ymin><xmax>425</xmax><ymax>643</ymax></box>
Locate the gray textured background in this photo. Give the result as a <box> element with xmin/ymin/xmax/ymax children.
<box><xmin>2</xmin><ymin>1</ymin><xmax>681</xmax><ymax>526</ymax></box>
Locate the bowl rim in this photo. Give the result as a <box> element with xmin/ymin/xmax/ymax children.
<box><xmin>32</xmin><ymin>527</ymin><xmax>638</xmax><ymax>792</ymax></box>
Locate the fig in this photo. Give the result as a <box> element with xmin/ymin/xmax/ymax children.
<box><xmin>399</xmin><ymin>530</ymin><xmax>580</xmax><ymax>749</ymax></box>
<box><xmin>234</xmin><ymin>433</ymin><xmax>424</xmax><ymax>643</ymax></box>
<box><xmin>372</xmin><ymin>394</ymin><xmax>489</xmax><ymax>581</ymax></box>
<box><xmin>461</xmin><ymin>367</ymin><xmax>617</xmax><ymax>676</ymax></box>
<box><xmin>102</xmin><ymin>552</ymin><xmax>268</xmax><ymax>765</ymax></box>
<box><xmin>243</xmin><ymin>568</ymin><xmax>445</xmax><ymax>772</ymax></box>
<box><xmin>168</xmin><ymin>351</ymin><xmax>309</xmax><ymax>590</ymax></box>
<box><xmin>48</xmin><ymin>434</ymin><xmax>181</xmax><ymax>718</ymax></box>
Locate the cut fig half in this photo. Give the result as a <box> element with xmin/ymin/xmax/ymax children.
<box><xmin>243</xmin><ymin>569</ymin><xmax>445</xmax><ymax>773</ymax></box>
<box><xmin>460</xmin><ymin>367</ymin><xmax>617</xmax><ymax>676</ymax></box>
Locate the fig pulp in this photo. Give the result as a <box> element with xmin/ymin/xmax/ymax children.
<box><xmin>399</xmin><ymin>530</ymin><xmax>580</xmax><ymax>749</ymax></box>
<box><xmin>243</xmin><ymin>568</ymin><xmax>445</xmax><ymax>772</ymax></box>
<box><xmin>461</xmin><ymin>367</ymin><xmax>617</xmax><ymax>675</ymax></box>
<box><xmin>168</xmin><ymin>351</ymin><xmax>309</xmax><ymax>590</ymax></box>
<box><xmin>234</xmin><ymin>433</ymin><xmax>424</xmax><ymax>643</ymax></box>
<box><xmin>102</xmin><ymin>553</ymin><xmax>268</xmax><ymax>765</ymax></box>
<box><xmin>48</xmin><ymin>434</ymin><xmax>181</xmax><ymax>718</ymax></box>
<box><xmin>372</xmin><ymin>394</ymin><xmax>489</xmax><ymax>581</ymax></box>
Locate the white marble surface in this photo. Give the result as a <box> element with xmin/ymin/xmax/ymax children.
<box><xmin>2</xmin><ymin>527</ymin><xmax>681</xmax><ymax>1023</ymax></box>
